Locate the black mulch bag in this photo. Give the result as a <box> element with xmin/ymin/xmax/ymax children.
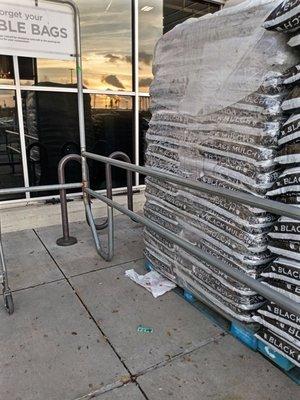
<box><xmin>269</xmin><ymin>217</ymin><xmax>300</xmax><ymax>240</ymax></box>
<box><xmin>268</xmin><ymin>218</ymin><xmax>300</xmax><ymax>260</ymax></box>
<box><xmin>282</xmin><ymin>85</ymin><xmax>300</xmax><ymax>113</ymax></box>
<box><xmin>269</xmin><ymin>238</ymin><xmax>300</xmax><ymax>260</ymax></box>
<box><xmin>177</xmin><ymin>256</ymin><xmax>264</xmax><ymax>310</ymax></box>
<box><xmin>175</xmin><ymin>266</ymin><xmax>256</xmax><ymax>322</ymax></box>
<box><xmin>273</xmin><ymin>194</ymin><xmax>300</xmax><ymax>203</ymax></box>
<box><xmin>261</xmin><ymin>257</ymin><xmax>300</xmax><ymax>285</ymax></box>
<box><xmin>284</xmin><ymin>65</ymin><xmax>300</xmax><ymax>85</ymax></box>
<box><xmin>267</xmin><ymin>167</ymin><xmax>300</xmax><ymax>198</ymax></box>
<box><xmin>144</xmin><ymin>208</ymin><xmax>181</xmax><ymax>235</ymax></box>
<box><xmin>278</xmin><ymin>114</ymin><xmax>300</xmax><ymax>146</ymax></box>
<box><xmin>262</xmin><ymin>278</ymin><xmax>300</xmax><ymax>302</ymax></box>
<box><xmin>264</xmin><ymin>0</ymin><xmax>300</xmax><ymax>33</ymax></box>
<box><xmin>258</xmin><ymin>301</ymin><xmax>300</xmax><ymax>327</ymax></box>
<box><xmin>144</xmin><ymin>248</ymin><xmax>175</xmax><ymax>281</ymax></box>
<box><xmin>255</xmin><ymin>328</ymin><xmax>300</xmax><ymax>367</ymax></box>
<box><xmin>177</xmin><ymin>249</ymin><xmax>257</xmax><ymax>293</ymax></box>
<box><xmin>253</xmin><ymin>312</ymin><xmax>300</xmax><ymax>347</ymax></box>
<box><xmin>275</xmin><ymin>142</ymin><xmax>300</xmax><ymax>165</ymax></box>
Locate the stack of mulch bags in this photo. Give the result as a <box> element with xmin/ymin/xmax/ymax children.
<box><xmin>144</xmin><ymin>1</ymin><xmax>296</xmax><ymax>323</ymax></box>
<box><xmin>253</xmin><ymin>0</ymin><xmax>300</xmax><ymax>368</ymax></box>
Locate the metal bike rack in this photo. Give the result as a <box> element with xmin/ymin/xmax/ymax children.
<box><xmin>56</xmin><ymin>151</ymin><xmax>133</xmax><ymax>247</ymax></box>
<box><xmin>56</xmin><ymin>154</ymin><xmax>82</xmax><ymax>246</ymax></box>
<box><xmin>77</xmin><ymin>151</ymin><xmax>300</xmax><ymax>317</ymax></box>
<box><xmin>105</xmin><ymin>152</ymin><xmax>133</xmax><ymax>213</ymax></box>
<box><xmin>83</xmin><ymin>152</ymin><xmax>134</xmax><ymax>261</ymax></box>
<box><xmin>55</xmin><ymin>153</ymin><xmax>105</xmax><ymax>247</ymax></box>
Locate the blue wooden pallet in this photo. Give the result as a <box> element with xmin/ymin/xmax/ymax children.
<box><xmin>145</xmin><ymin>259</ymin><xmax>300</xmax><ymax>385</ymax></box>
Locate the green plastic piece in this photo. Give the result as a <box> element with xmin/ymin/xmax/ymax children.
<box><xmin>137</xmin><ymin>325</ymin><xmax>153</xmax><ymax>334</ymax></box>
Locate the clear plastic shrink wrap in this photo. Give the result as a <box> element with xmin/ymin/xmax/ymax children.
<box><xmin>144</xmin><ymin>0</ymin><xmax>297</xmax><ymax>322</ymax></box>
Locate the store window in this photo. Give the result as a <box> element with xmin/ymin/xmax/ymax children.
<box><xmin>22</xmin><ymin>90</ymin><xmax>84</xmax><ymax>196</ymax></box>
<box><xmin>78</xmin><ymin>0</ymin><xmax>132</xmax><ymax>91</ymax></box>
<box><xmin>0</xmin><ymin>56</ymin><xmax>14</xmax><ymax>85</ymax></box>
<box><xmin>21</xmin><ymin>91</ymin><xmax>134</xmax><ymax>195</ymax></box>
<box><xmin>139</xmin><ymin>1</ymin><xmax>163</xmax><ymax>92</ymax></box>
<box><xmin>0</xmin><ymin>90</ymin><xmax>24</xmax><ymax>199</ymax></box>
<box><xmin>19</xmin><ymin>58</ymin><xmax>77</xmax><ymax>87</ymax></box>
<box><xmin>89</xmin><ymin>94</ymin><xmax>134</xmax><ymax>189</ymax></box>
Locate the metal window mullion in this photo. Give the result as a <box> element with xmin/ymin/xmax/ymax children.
<box><xmin>0</xmin><ymin>84</ymin><xmax>17</xmax><ymax>90</ymax></box>
<box><xmin>20</xmin><ymin>85</ymin><xmax>78</xmax><ymax>93</ymax></box>
<box><xmin>12</xmin><ymin>56</ymin><xmax>30</xmax><ymax>199</ymax></box>
<box><xmin>138</xmin><ymin>91</ymin><xmax>150</xmax><ymax>97</ymax></box>
<box><xmin>134</xmin><ymin>0</ymin><xmax>140</xmax><ymax>186</ymax></box>
<box><xmin>84</xmin><ymin>89</ymin><xmax>135</xmax><ymax>96</ymax></box>
<box><xmin>19</xmin><ymin>85</ymin><xmax>136</xmax><ymax>96</ymax></box>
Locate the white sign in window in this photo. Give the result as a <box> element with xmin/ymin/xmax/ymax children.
<box><xmin>0</xmin><ymin>0</ymin><xmax>76</xmax><ymax>60</ymax></box>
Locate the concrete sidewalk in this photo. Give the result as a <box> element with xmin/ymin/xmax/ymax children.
<box><xmin>0</xmin><ymin>214</ymin><xmax>299</xmax><ymax>400</ymax></box>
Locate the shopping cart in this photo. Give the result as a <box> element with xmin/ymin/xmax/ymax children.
<box><xmin>0</xmin><ymin>223</ymin><xmax>14</xmax><ymax>314</ymax></box>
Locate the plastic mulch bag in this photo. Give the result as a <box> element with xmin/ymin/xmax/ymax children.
<box><xmin>255</xmin><ymin>327</ymin><xmax>300</xmax><ymax>367</ymax></box>
<box><xmin>264</xmin><ymin>0</ymin><xmax>300</xmax><ymax>33</ymax></box>
<box><xmin>261</xmin><ymin>257</ymin><xmax>300</xmax><ymax>285</ymax></box>
<box><xmin>278</xmin><ymin>114</ymin><xmax>300</xmax><ymax>146</ymax></box>
<box><xmin>284</xmin><ymin>64</ymin><xmax>300</xmax><ymax>84</ymax></box>
<box><xmin>282</xmin><ymin>86</ymin><xmax>300</xmax><ymax>113</ymax></box>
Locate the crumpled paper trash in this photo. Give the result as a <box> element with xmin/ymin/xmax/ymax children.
<box><xmin>125</xmin><ymin>269</ymin><xmax>176</xmax><ymax>298</ymax></box>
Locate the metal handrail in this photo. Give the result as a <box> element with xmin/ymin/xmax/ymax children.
<box><xmin>83</xmin><ymin>151</ymin><xmax>300</xmax><ymax>221</ymax></box>
<box><xmin>82</xmin><ymin>151</ymin><xmax>300</xmax><ymax>316</ymax></box>
<box><xmin>0</xmin><ymin>183</ymin><xmax>82</xmax><ymax>196</ymax></box>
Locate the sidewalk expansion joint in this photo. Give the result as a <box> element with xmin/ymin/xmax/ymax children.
<box><xmin>71</xmin><ymin>333</ymin><xmax>227</xmax><ymax>400</ymax></box>
<box><xmin>72</xmin><ymin>378</ymin><xmax>148</xmax><ymax>400</ymax></box>
<box><xmin>33</xmin><ymin>229</ymin><xmax>149</xmax><ymax>400</ymax></box>
<box><xmin>71</xmin><ymin>379</ymin><xmax>126</xmax><ymax>400</ymax></box>
<box><xmin>133</xmin><ymin>331</ymin><xmax>228</xmax><ymax>379</ymax></box>
<box><xmin>11</xmin><ymin>276</ymin><xmax>66</xmax><ymax>293</ymax></box>
<box><xmin>69</xmin><ymin>257</ymin><xmax>145</xmax><ymax>279</ymax></box>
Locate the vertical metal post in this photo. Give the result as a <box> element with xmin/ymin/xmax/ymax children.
<box><xmin>133</xmin><ymin>0</ymin><xmax>140</xmax><ymax>187</ymax></box>
<box><xmin>105</xmin><ymin>152</ymin><xmax>133</xmax><ymax>211</ymax></box>
<box><xmin>13</xmin><ymin>56</ymin><xmax>30</xmax><ymax>199</ymax></box>
<box><xmin>70</xmin><ymin>2</ymin><xmax>89</xmax><ymax>198</ymax></box>
<box><xmin>56</xmin><ymin>154</ymin><xmax>81</xmax><ymax>246</ymax></box>
<box><xmin>51</xmin><ymin>1</ymin><xmax>87</xmax><ymax>195</ymax></box>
